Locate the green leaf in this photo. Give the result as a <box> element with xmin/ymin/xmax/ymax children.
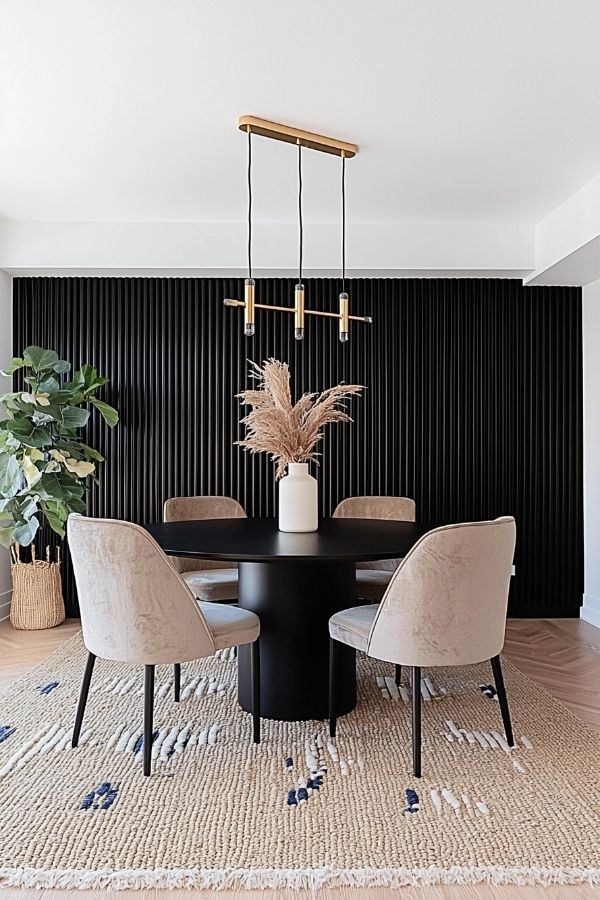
<box><xmin>37</xmin><ymin>376</ymin><xmax>61</xmax><ymax>395</ymax></box>
<box><xmin>79</xmin><ymin>365</ymin><xmax>99</xmax><ymax>388</ymax></box>
<box><xmin>31</xmin><ymin>410</ymin><xmax>58</xmax><ymax>426</ymax></box>
<box><xmin>6</xmin><ymin>420</ymin><xmax>52</xmax><ymax>449</ymax></box>
<box><xmin>22</xmin><ymin>346</ymin><xmax>59</xmax><ymax>373</ymax></box>
<box><xmin>0</xmin><ymin>357</ymin><xmax>25</xmax><ymax>377</ymax></box>
<box><xmin>67</xmin><ymin>497</ymin><xmax>87</xmax><ymax>514</ymax></box>
<box><xmin>53</xmin><ymin>389</ymin><xmax>82</xmax><ymax>403</ymax></box>
<box><xmin>20</xmin><ymin>455</ymin><xmax>43</xmax><ymax>488</ymax></box>
<box><xmin>63</xmin><ymin>369</ymin><xmax>85</xmax><ymax>391</ymax></box>
<box><xmin>86</xmin><ymin>379</ymin><xmax>109</xmax><ymax>394</ymax></box>
<box><xmin>0</xmin><ymin>525</ymin><xmax>15</xmax><ymax>549</ymax></box>
<box><xmin>5</xmin><ymin>396</ymin><xmax>53</xmax><ymax>419</ymax></box>
<box><xmin>16</xmin><ymin>494</ymin><xmax>40</xmax><ymax>520</ymax></box>
<box><xmin>35</xmin><ymin>472</ymin><xmax>65</xmax><ymax>501</ymax></box>
<box><xmin>0</xmin><ymin>390</ymin><xmax>18</xmax><ymax>404</ymax></box>
<box><xmin>13</xmin><ymin>516</ymin><xmax>39</xmax><ymax>547</ymax></box>
<box><xmin>54</xmin><ymin>439</ymin><xmax>83</xmax><ymax>454</ymax></box>
<box><xmin>53</xmin><ymin>360</ymin><xmax>71</xmax><ymax>374</ymax></box>
<box><xmin>90</xmin><ymin>398</ymin><xmax>119</xmax><ymax>428</ymax></box>
<box><xmin>0</xmin><ymin>455</ymin><xmax>22</xmax><ymax>498</ymax></box>
<box><xmin>41</xmin><ymin>496</ymin><xmax>69</xmax><ymax>529</ymax></box>
<box><xmin>61</xmin><ymin>406</ymin><xmax>90</xmax><ymax>428</ymax></box>
<box><xmin>43</xmin><ymin>511</ymin><xmax>66</xmax><ymax>538</ymax></box>
<box><xmin>37</xmin><ymin>472</ymin><xmax>85</xmax><ymax>503</ymax></box>
<box><xmin>79</xmin><ymin>443</ymin><xmax>104</xmax><ymax>462</ymax></box>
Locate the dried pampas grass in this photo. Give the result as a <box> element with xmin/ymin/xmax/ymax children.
<box><xmin>236</xmin><ymin>359</ymin><xmax>364</xmax><ymax>478</ymax></box>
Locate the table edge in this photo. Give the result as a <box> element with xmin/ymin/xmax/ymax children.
<box><xmin>144</xmin><ymin>518</ymin><xmax>430</xmax><ymax>563</ymax></box>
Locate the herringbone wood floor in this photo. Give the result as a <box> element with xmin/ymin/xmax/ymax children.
<box><xmin>0</xmin><ymin>617</ymin><xmax>599</xmax><ymax>899</ymax></box>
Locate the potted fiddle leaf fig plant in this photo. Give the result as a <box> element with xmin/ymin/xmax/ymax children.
<box><xmin>0</xmin><ymin>346</ymin><xmax>118</xmax><ymax>629</ymax></box>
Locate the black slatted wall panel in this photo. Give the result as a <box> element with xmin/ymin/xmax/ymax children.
<box><xmin>13</xmin><ymin>276</ymin><xmax>582</xmax><ymax>617</ymax></box>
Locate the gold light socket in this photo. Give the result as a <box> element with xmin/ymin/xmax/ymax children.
<box><xmin>294</xmin><ymin>283</ymin><xmax>305</xmax><ymax>340</ymax></box>
<box><xmin>339</xmin><ymin>292</ymin><xmax>349</xmax><ymax>342</ymax></box>
<box><xmin>244</xmin><ymin>278</ymin><xmax>255</xmax><ymax>336</ymax></box>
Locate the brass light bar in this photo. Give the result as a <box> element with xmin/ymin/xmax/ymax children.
<box><xmin>223</xmin><ymin>298</ymin><xmax>372</xmax><ymax>324</ymax></box>
<box><xmin>238</xmin><ymin>116</ymin><xmax>358</xmax><ymax>158</ymax></box>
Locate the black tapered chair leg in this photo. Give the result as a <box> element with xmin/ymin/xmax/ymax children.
<box><xmin>412</xmin><ymin>666</ymin><xmax>422</xmax><ymax>778</ymax></box>
<box><xmin>251</xmin><ymin>640</ymin><xmax>261</xmax><ymax>743</ymax></box>
<box><xmin>491</xmin><ymin>654</ymin><xmax>514</xmax><ymax>747</ymax></box>
<box><xmin>395</xmin><ymin>664</ymin><xmax>402</xmax><ymax>687</ymax></box>
<box><xmin>144</xmin><ymin>665</ymin><xmax>155</xmax><ymax>776</ymax></box>
<box><xmin>329</xmin><ymin>637</ymin><xmax>339</xmax><ymax>738</ymax></box>
<box><xmin>72</xmin><ymin>652</ymin><xmax>96</xmax><ymax>748</ymax></box>
<box><xmin>174</xmin><ymin>663</ymin><xmax>181</xmax><ymax>702</ymax></box>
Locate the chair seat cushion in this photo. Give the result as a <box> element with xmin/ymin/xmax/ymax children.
<box><xmin>355</xmin><ymin>568</ymin><xmax>394</xmax><ymax>602</ymax></box>
<box><xmin>182</xmin><ymin>568</ymin><xmax>239</xmax><ymax>602</ymax></box>
<box><xmin>197</xmin><ymin>601</ymin><xmax>260</xmax><ymax>650</ymax></box>
<box><xmin>329</xmin><ymin>604</ymin><xmax>378</xmax><ymax>652</ymax></box>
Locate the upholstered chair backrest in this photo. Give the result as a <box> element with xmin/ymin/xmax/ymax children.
<box><xmin>163</xmin><ymin>496</ymin><xmax>246</xmax><ymax>573</ymax></box>
<box><xmin>334</xmin><ymin>496</ymin><xmax>416</xmax><ymax>571</ymax></box>
<box><xmin>68</xmin><ymin>515</ymin><xmax>215</xmax><ymax>665</ymax></box>
<box><xmin>334</xmin><ymin>496</ymin><xmax>416</xmax><ymax>522</ymax></box>
<box><xmin>368</xmin><ymin>517</ymin><xmax>516</xmax><ymax>667</ymax></box>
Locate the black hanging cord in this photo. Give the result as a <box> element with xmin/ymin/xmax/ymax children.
<box><xmin>298</xmin><ymin>142</ymin><xmax>303</xmax><ymax>284</ymax></box>
<box><xmin>247</xmin><ymin>129</ymin><xmax>252</xmax><ymax>280</ymax></box>
<box><xmin>341</xmin><ymin>153</ymin><xmax>346</xmax><ymax>293</ymax></box>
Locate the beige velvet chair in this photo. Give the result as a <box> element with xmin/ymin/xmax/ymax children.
<box><xmin>328</xmin><ymin>517</ymin><xmax>516</xmax><ymax>778</ymax></box>
<box><xmin>164</xmin><ymin>496</ymin><xmax>245</xmax><ymax>603</ymax></box>
<box><xmin>333</xmin><ymin>496</ymin><xmax>416</xmax><ymax>604</ymax></box>
<box><xmin>67</xmin><ymin>514</ymin><xmax>261</xmax><ymax>776</ymax></box>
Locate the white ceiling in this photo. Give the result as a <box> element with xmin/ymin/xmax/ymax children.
<box><xmin>1</xmin><ymin>0</ymin><xmax>600</xmax><ymax>226</ymax></box>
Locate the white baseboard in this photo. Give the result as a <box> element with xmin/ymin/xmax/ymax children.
<box><xmin>581</xmin><ymin>593</ymin><xmax>600</xmax><ymax>629</ymax></box>
<box><xmin>0</xmin><ymin>589</ymin><xmax>12</xmax><ymax>622</ymax></box>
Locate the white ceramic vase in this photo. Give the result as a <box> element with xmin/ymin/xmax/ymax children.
<box><xmin>278</xmin><ymin>463</ymin><xmax>318</xmax><ymax>533</ymax></box>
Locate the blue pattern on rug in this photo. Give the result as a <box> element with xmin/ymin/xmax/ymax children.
<box><xmin>285</xmin><ymin>737</ymin><xmax>328</xmax><ymax>808</ymax></box>
<box><xmin>132</xmin><ymin>730</ymin><xmax>159</xmax><ymax>756</ymax></box>
<box><xmin>479</xmin><ymin>684</ymin><xmax>497</xmax><ymax>700</ymax></box>
<box><xmin>404</xmin><ymin>788</ymin><xmax>420</xmax><ymax>813</ymax></box>
<box><xmin>80</xmin><ymin>781</ymin><xmax>119</xmax><ymax>811</ymax></box>
<box><xmin>0</xmin><ymin>725</ymin><xmax>16</xmax><ymax>744</ymax></box>
<box><xmin>37</xmin><ymin>681</ymin><xmax>59</xmax><ymax>696</ymax></box>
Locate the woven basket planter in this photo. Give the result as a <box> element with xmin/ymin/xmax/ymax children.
<box><xmin>9</xmin><ymin>545</ymin><xmax>65</xmax><ymax>631</ymax></box>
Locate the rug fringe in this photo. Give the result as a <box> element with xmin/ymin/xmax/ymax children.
<box><xmin>1</xmin><ymin>865</ymin><xmax>600</xmax><ymax>890</ymax></box>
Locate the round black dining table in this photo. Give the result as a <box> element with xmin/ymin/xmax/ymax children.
<box><xmin>145</xmin><ymin>517</ymin><xmax>432</xmax><ymax>722</ymax></box>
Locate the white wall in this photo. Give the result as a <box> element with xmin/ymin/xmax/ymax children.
<box><xmin>0</xmin><ymin>271</ymin><xmax>12</xmax><ymax>620</ymax></box>
<box><xmin>583</xmin><ymin>278</ymin><xmax>600</xmax><ymax>628</ymax></box>
<box><xmin>525</xmin><ymin>172</ymin><xmax>600</xmax><ymax>287</ymax></box>
<box><xmin>0</xmin><ymin>219</ymin><xmax>534</xmax><ymax>279</ymax></box>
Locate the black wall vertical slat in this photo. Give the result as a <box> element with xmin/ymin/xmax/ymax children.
<box><xmin>12</xmin><ymin>276</ymin><xmax>582</xmax><ymax>618</ymax></box>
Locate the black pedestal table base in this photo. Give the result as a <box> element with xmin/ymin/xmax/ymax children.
<box><xmin>144</xmin><ymin>517</ymin><xmax>433</xmax><ymax>722</ymax></box>
<box><xmin>237</xmin><ymin>560</ymin><xmax>357</xmax><ymax>721</ymax></box>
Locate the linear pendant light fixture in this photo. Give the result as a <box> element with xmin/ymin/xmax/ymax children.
<box><xmin>224</xmin><ymin>116</ymin><xmax>372</xmax><ymax>343</ymax></box>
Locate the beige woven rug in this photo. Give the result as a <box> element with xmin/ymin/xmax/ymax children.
<box><xmin>0</xmin><ymin>633</ymin><xmax>599</xmax><ymax>890</ymax></box>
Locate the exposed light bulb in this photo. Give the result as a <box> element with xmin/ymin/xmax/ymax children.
<box><xmin>294</xmin><ymin>283</ymin><xmax>305</xmax><ymax>341</ymax></box>
<box><xmin>339</xmin><ymin>291</ymin><xmax>349</xmax><ymax>344</ymax></box>
<box><xmin>244</xmin><ymin>278</ymin><xmax>255</xmax><ymax>337</ymax></box>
